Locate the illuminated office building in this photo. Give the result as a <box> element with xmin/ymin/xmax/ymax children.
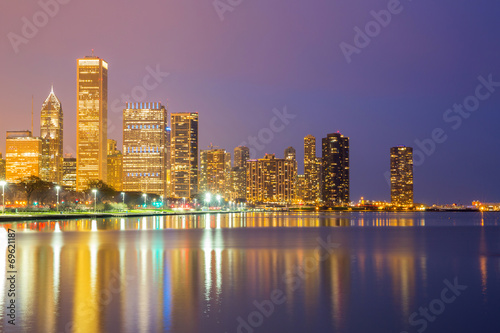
<box><xmin>5</xmin><ymin>131</ymin><xmax>42</xmax><ymax>183</ymax></box>
<box><xmin>230</xmin><ymin>167</ymin><xmax>246</xmax><ymax>201</ymax></box>
<box><xmin>284</xmin><ymin>146</ymin><xmax>296</xmax><ymax>161</ymax></box>
<box><xmin>296</xmin><ymin>174</ymin><xmax>306</xmax><ymax>202</ymax></box>
<box><xmin>76</xmin><ymin>55</ymin><xmax>108</xmax><ymax>191</ymax></box>
<box><xmin>200</xmin><ymin>148</ymin><xmax>231</xmax><ymax>198</ymax></box>
<box><xmin>62</xmin><ymin>155</ymin><xmax>77</xmax><ymax>190</ymax></box>
<box><xmin>234</xmin><ymin>146</ymin><xmax>250</xmax><ymax>168</ymax></box>
<box><xmin>107</xmin><ymin>139</ymin><xmax>123</xmax><ymax>192</ymax></box>
<box><xmin>123</xmin><ymin>102</ymin><xmax>169</xmax><ymax>196</ymax></box>
<box><xmin>170</xmin><ymin>112</ymin><xmax>198</xmax><ymax>198</ymax></box>
<box><xmin>40</xmin><ymin>86</ymin><xmax>63</xmax><ymax>184</ymax></box>
<box><xmin>390</xmin><ymin>146</ymin><xmax>414</xmax><ymax>207</ymax></box>
<box><xmin>246</xmin><ymin>154</ymin><xmax>296</xmax><ymax>204</ymax></box>
<box><xmin>304</xmin><ymin>135</ymin><xmax>320</xmax><ymax>204</ymax></box>
<box><xmin>322</xmin><ymin>132</ymin><xmax>349</xmax><ymax>206</ymax></box>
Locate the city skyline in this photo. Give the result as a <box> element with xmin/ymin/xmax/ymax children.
<box><xmin>1</xmin><ymin>0</ymin><xmax>500</xmax><ymax>204</ymax></box>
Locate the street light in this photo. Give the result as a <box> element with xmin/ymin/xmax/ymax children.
<box><xmin>160</xmin><ymin>195</ymin><xmax>164</xmax><ymax>208</ymax></box>
<box><xmin>92</xmin><ymin>189</ymin><xmax>98</xmax><ymax>213</ymax></box>
<box><xmin>205</xmin><ymin>193</ymin><xmax>211</xmax><ymax>208</ymax></box>
<box><xmin>0</xmin><ymin>181</ymin><xmax>6</xmax><ymax>215</ymax></box>
<box><xmin>121</xmin><ymin>192</ymin><xmax>125</xmax><ymax>204</ymax></box>
<box><xmin>142</xmin><ymin>193</ymin><xmax>147</xmax><ymax>208</ymax></box>
<box><xmin>216</xmin><ymin>194</ymin><xmax>221</xmax><ymax>208</ymax></box>
<box><xmin>182</xmin><ymin>197</ymin><xmax>186</xmax><ymax>208</ymax></box>
<box><xmin>55</xmin><ymin>186</ymin><xmax>60</xmax><ymax>212</ymax></box>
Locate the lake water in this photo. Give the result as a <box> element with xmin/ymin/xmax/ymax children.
<box><xmin>1</xmin><ymin>212</ymin><xmax>500</xmax><ymax>333</ymax></box>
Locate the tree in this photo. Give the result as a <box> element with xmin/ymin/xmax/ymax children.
<box><xmin>86</xmin><ymin>180</ymin><xmax>117</xmax><ymax>202</ymax></box>
<box><xmin>19</xmin><ymin>176</ymin><xmax>51</xmax><ymax>206</ymax></box>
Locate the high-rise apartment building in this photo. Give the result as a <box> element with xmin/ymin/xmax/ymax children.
<box><xmin>284</xmin><ymin>146</ymin><xmax>296</xmax><ymax>160</ymax></box>
<box><xmin>40</xmin><ymin>87</ymin><xmax>63</xmax><ymax>184</ymax></box>
<box><xmin>5</xmin><ymin>131</ymin><xmax>42</xmax><ymax>183</ymax></box>
<box><xmin>76</xmin><ymin>55</ymin><xmax>108</xmax><ymax>191</ymax></box>
<box><xmin>246</xmin><ymin>154</ymin><xmax>296</xmax><ymax>204</ymax></box>
<box><xmin>234</xmin><ymin>146</ymin><xmax>250</xmax><ymax>168</ymax></box>
<box><xmin>304</xmin><ymin>135</ymin><xmax>320</xmax><ymax>204</ymax></box>
<box><xmin>322</xmin><ymin>133</ymin><xmax>349</xmax><ymax>206</ymax></box>
<box><xmin>230</xmin><ymin>167</ymin><xmax>246</xmax><ymax>201</ymax></box>
<box><xmin>170</xmin><ymin>112</ymin><xmax>198</xmax><ymax>198</ymax></box>
<box><xmin>200</xmin><ymin>148</ymin><xmax>231</xmax><ymax>198</ymax></box>
<box><xmin>123</xmin><ymin>102</ymin><xmax>169</xmax><ymax>196</ymax></box>
<box><xmin>296</xmin><ymin>174</ymin><xmax>306</xmax><ymax>202</ymax></box>
<box><xmin>62</xmin><ymin>155</ymin><xmax>77</xmax><ymax>190</ymax></box>
<box><xmin>107</xmin><ymin>139</ymin><xmax>123</xmax><ymax>192</ymax></box>
<box><xmin>390</xmin><ymin>146</ymin><xmax>414</xmax><ymax>207</ymax></box>
<box><xmin>0</xmin><ymin>153</ymin><xmax>5</xmax><ymax>181</ymax></box>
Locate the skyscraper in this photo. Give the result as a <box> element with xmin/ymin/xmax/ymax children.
<box><xmin>123</xmin><ymin>102</ymin><xmax>169</xmax><ymax>196</ymax></box>
<box><xmin>322</xmin><ymin>132</ymin><xmax>349</xmax><ymax>206</ymax></box>
<box><xmin>304</xmin><ymin>135</ymin><xmax>320</xmax><ymax>204</ymax></box>
<box><xmin>170</xmin><ymin>112</ymin><xmax>198</xmax><ymax>198</ymax></box>
<box><xmin>199</xmin><ymin>148</ymin><xmax>231</xmax><ymax>198</ymax></box>
<box><xmin>107</xmin><ymin>139</ymin><xmax>123</xmax><ymax>192</ymax></box>
<box><xmin>0</xmin><ymin>153</ymin><xmax>5</xmax><ymax>181</ymax></box>
<box><xmin>76</xmin><ymin>55</ymin><xmax>108</xmax><ymax>191</ymax></box>
<box><xmin>234</xmin><ymin>146</ymin><xmax>250</xmax><ymax>168</ymax></box>
<box><xmin>284</xmin><ymin>146</ymin><xmax>296</xmax><ymax>160</ymax></box>
<box><xmin>62</xmin><ymin>154</ymin><xmax>77</xmax><ymax>191</ymax></box>
<box><xmin>5</xmin><ymin>131</ymin><xmax>42</xmax><ymax>183</ymax></box>
<box><xmin>246</xmin><ymin>154</ymin><xmax>296</xmax><ymax>204</ymax></box>
<box><xmin>40</xmin><ymin>86</ymin><xmax>63</xmax><ymax>184</ymax></box>
<box><xmin>390</xmin><ymin>146</ymin><xmax>414</xmax><ymax>207</ymax></box>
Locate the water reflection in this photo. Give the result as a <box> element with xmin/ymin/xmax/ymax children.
<box><xmin>1</xmin><ymin>213</ymin><xmax>499</xmax><ymax>333</ymax></box>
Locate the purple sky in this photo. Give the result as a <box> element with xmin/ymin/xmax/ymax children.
<box><xmin>1</xmin><ymin>0</ymin><xmax>499</xmax><ymax>204</ymax></box>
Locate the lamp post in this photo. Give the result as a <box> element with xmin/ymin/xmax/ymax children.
<box><xmin>92</xmin><ymin>189</ymin><xmax>97</xmax><ymax>213</ymax></box>
<box><xmin>160</xmin><ymin>195</ymin><xmax>164</xmax><ymax>208</ymax></box>
<box><xmin>121</xmin><ymin>192</ymin><xmax>125</xmax><ymax>204</ymax></box>
<box><xmin>55</xmin><ymin>186</ymin><xmax>60</xmax><ymax>212</ymax></box>
<box><xmin>205</xmin><ymin>193</ymin><xmax>211</xmax><ymax>208</ymax></box>
<box><xmin>0</xmin><ymin>181</ymin><xmax>6</xmax><ymax>215</ymax></box>
<box><xmin>182</xmin><ymin>197</ymin><xmax>186</xmax><ymax>208</ymax></box>
<box><xmin>216</xmin><ymin>194</ymin><xmax>221</xmax><ymax>208</ymax></box>
<box><xmin>194</xmin><ymin>198</ymin><xmax>197</xmax><ymax>208</ymax></box>
<box><xmin>143</xmin><ymin>193</ymin><xmax>147</xmax><ymax>208</ymax></box>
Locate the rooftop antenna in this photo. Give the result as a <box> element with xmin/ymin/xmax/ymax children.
<box><xmin>51</xmin><ymin>84</ymin><xmax>54</xmax><ymax>94</ymax></box>
<box><xmin>31</xmin><ymin>95</ymin><xmax>34</xmax><ymax>135</ymax></box>
<box><xmin>91</xmin><ymin>49</ymin><xmax>94</xmax><ymax>57</ymax></box>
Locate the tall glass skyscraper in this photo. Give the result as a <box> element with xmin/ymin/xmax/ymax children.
<box><xmin>123</xmin><ymin>102</ymin><xmax>169</xmax><ymax>196</ymax></box>
<box><xmin>390</xmin><ymin>146</ymin><xmax>414</xmax><ymax>207</ymax></box>
<box><xmin>170</xmin><ymin>112</ymin><xmax>198</xmax><ymax>198</ymax></box>
<box><xmin>76</xmin><ymin>55</ymin><xmax>108</xmax><ymax>191</ymax></box>
<box><xmin>40</xmin><ymin>86</ymin><xmax>63</xmax><ymax>184</ymax></box>
<box><xmin>322</xmin><ymin>132</ymin><xmax>349</xmax><ymax>206</ymax></box>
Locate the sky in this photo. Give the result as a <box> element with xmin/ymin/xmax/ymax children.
<box><xmin>0</xmin><ymin>0</ymin><xmax>499</xmax><ymax>204</ymax></box>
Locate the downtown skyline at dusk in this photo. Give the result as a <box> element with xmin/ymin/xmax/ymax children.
<box><xmin>1</xmin><ymin>0</ymin><xmax>500</xmax><ymax>204</ymax></box>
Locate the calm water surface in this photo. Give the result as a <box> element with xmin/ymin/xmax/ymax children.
<box><xmin>1</xmin><ymin>212</ymin><xmax>500</xmax><ymax>333</ymax></box>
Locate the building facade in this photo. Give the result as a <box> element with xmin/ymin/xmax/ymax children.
<box><xmin>0</xmin><ymin>153</ymin><xmax>5</xmax><ymax>181</ymax></box>
<box><xmin>322</xmin><ymin>133</ymin><xmax>349</xmax><ymax>206</ymax></box>
<box><xmin>5</xmin><ymin>131</ymin><xmax>42</xmax><ymax>183</ymax></box>
<box><xmin>246</xmin><ymin>154</ymin><xmax>296</xmax><ymax>204</ymax></box>
<box><xmin>76</xmin><ymin>55</ymin><xmax>108</xmax><ymax>191</ymax></box>
<box><xmin>40</xmin><ymin>87</ymin><xmax>63</xmax><ymax>184</ymax></box>
<box><xmin>123</xmin><ymin>103</ymin><xmax>169</xmax><ymax>196</ymax></box>
<box><xmin>304</xmin><ymin>135</ymin><xmax>320</xmax><ymax>204</ymax></box>
<box><xmin>170</xmin><ymin>112</ymin><xmax>198</xmax><ymax>198</ymax></box>
<box><xmin>62</xmin><ymin>155</ymin><xmax>77</xmax><ymax>190</ymax></box>
<box><xmin>390</xmin><ymin>146</ymin><xmax>414</xmax><ymax>207</ymax></box>
<box><xmin>234</xmin><ymin>146</ymin><xmax>250</xmax><ymax>168</ymax></box>
<box><xmin>200</xmin><ymin>149</ymin><xmax>231</xmax><ymax>198</ymax></box>
<box><xmin>107</xmin><ymin>139</ymin><xmax>123</xmax><ymax>192</ymax></box>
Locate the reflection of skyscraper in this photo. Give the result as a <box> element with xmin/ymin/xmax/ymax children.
<box><xmin>40</xmin><ymin>87</ymin><xmax>63</xmax><ymax>184</ymax></box>
<box><xmin>107</xmin><ymin>139</ymin><xmax>123</xmax><ymax>192</ymax></box>
<box><xmin>170</xmin><ymin>112</ymin><xmax>198</xmax><ymax>198</ymax></box>
<box><xmin>304</xmin><ymin>135</ymin><xmax>320</xmax><ymax>204</ymax></box>
<box><xmin>123</xmin><ymin>103</ymin><xmax>169</xmax><ymax>196</ymax></box>
<box><xmin>5</xmin><ymin>131</ymin><xmax>42</xmax><ymax>182</ymax></box>
<box><xmin>322</xmin><ymin>133</ymin><xmax>349</xmax><ymax>206</ymax></box>
<box><xmin>246</xmin><ymin>154</ymin><xmax>296</xmax><ymax>203</ymax></box>
<box><xmin>234</xmin><ymin>146</ymin><xmax>250</xmax><ymax>168</ymax></box>
<box><xmin>76</xmin><ymin>55</ymin><xmax>108</xmax><ymax>191</ymax></box>
<box><xmin>200</xmin><ymin>148</ymin><xmax>231</xmax><ymax>198</ymax></box>
<box><xmin>390</xmin><ymin>146</ymin><xmax>413</xmax><ymax>207</ymax></box>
